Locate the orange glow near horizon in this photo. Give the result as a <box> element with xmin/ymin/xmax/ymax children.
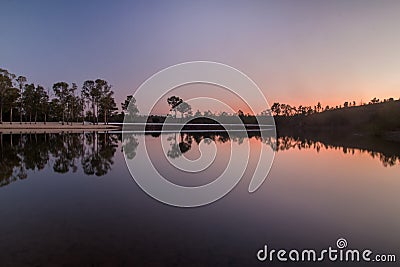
<box><xmin>145</xmin><ymin>81</ymin><xmax>399</xmax><ymax>115</ymax></box>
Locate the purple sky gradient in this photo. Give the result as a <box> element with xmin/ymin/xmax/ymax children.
<box><xmin>1</xmin><ymin>0</ymin><xmax>400</xmax><ymax>113</ymax></box>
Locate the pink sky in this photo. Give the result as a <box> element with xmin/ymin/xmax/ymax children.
<box><xmin>1</xmin><ymin>1</ymin><xmax>399</xmax><ymax>114</ymax></box>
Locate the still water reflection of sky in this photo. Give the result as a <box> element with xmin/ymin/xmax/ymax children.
<box><xmin>0</xmin><ymin>132</ymin><xmax>398</xmax><ymax>266</ymax></box>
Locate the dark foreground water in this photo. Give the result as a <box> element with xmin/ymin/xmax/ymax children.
<box><xmin>0</xmin><ymin>132</ymin><xmax>399</xmax><ymax>266</ymax></box>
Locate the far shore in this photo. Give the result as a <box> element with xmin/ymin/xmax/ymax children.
<box><xmin>0</xmin><ymin>122</ymin><xmax>121</xmax><ymax>133</ymax></box>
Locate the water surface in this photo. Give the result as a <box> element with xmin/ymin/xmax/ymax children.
<box><xmin>0</xmin><ymin>132</ymin><xmax>399</xmax><ymax>266</ymax></box>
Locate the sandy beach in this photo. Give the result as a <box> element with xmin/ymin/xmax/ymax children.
<box><xmin>0</xmin><ymin>122</ymin><xmax>121</xmax><ymax>133</ymax></box>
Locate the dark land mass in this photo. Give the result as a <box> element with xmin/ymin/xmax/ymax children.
<box><xmin>141</xmin><ymin>100</ymin><xmax>400</xmax><ymax>166</ymax></box>
<box><xmin>274</xmin><ymin>100</ymin><xmax>400</xmax><ymax>166</ymax></box>
<box><xmin>275</xmin><ymin>100</ymin><xmax>400</xmax><ymax>139</ymax></box>
<box><xmin>136</xmin><ymin>100</ymin><xmax>400</xmax><ymax>141</ymax></box>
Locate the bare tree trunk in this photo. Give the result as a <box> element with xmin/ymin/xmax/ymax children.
<box><xmin>92</xmin><ymin>100</ymin><xmax>96</xmax><ymax>125</ymax></box>
<box><xmin>20</xmin><ymin>103</ymin><xmax>22</xmax><ymax>124</ymax></box>
<box><xmin>20</xmin><ymin>92</ymin><xmax>23</xmax><ymax>124</ymax></box>
<box><xmin>0</xmin><ymin>100</ymin><xmax>3</xmax><ymax>124</ymax></box>
<box><xmin>96</xmin><ymin>103</ymin><xmax>99</xmax><ymax>125</ymax></box>
<box><xmin>34</xmin><ymin>111</ymin><xmax>37</xmax><ymax>124</ymax></box>
<box><xmin>44</xmin><ymin>113</ymin><xmax>47</xmax><ymax>125</ymax></box>
<box><xmin>62</xmin><ymin>109</ymin><xmax>65</xmax><ymax>125</ymax></box>
<box><xmin>10</xmin><ymin>107</ymin><xmax>13</xmax><ymax>124</ymax></box>
<box><xmin>71</xmin><ymin>99</ymin><xmax>74</xmax><ymax>125</ymax></box>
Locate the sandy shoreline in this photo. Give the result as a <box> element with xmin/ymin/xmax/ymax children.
<box><xmin>0</xmin><ymin>122</ymin><xmax>121</xmax><ymax>133</ymax></box>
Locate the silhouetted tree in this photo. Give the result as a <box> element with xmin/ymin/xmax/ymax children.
<box><xmin>98</xmin><ymin>82</ymin><xmax>117</xmax><ymax>124</ymax></box>
<box><xmin>370</xmin><ymin>97</ymin><xmax>380</xmax><ymax>104</ymax></box>
<box><xmin>53</xmin><ymin>82</ymin><xmax>70</xmax><ymax>125</ymax></box>
<box><xmin>94</xmin><ymin>79</ymin><xmax>110</xmax><ymax>124</ymax></box>
<box><xmin>22</xmin><ymin>83</ymin><xmax>35</xmax><ymax>123</ymax></box>
<box><xmin>16</xmin><ymin>76</ymin><xmax>27</xmax><ymax>124</ymax></box>
<box><xmin>271</xmin><ymin>102</ymin><xmax>281</xmax><ymax>116</ymax></box>
<box><xmin>317</xmin><ymin>102</ymin><xmax>322</xmax><ymax>112</ymax></box>
<box><xmin>176</xmin><ymin>101</ymin><xmax>191</xmax><ymax>118</ymax></box>
<box><xmin>0</xmin><ymin>68</ymin><xmax>15</xmax><ymax>124</ymax></box>
<box><xmin>4</xmin><ymin>87</ymin><xmax>19</xmax><ymax>124</ymax></box>
<box><xmin>121</xmin><ymin>95</ymin><xmax>139</xmax><ymax>120</ymax></box>
<box><xmin>34</xmin><ymin>85</ymin><xmax>48</xmax><ymax>124</ymax></box>
<box><xmin>194</xmin><ymin>110</ymin><xmax>202</xmax><ymax>117</ymax></box>
<box><xmin>82</xmin><ymin>80</ymin><xmax>97</xmax><ymax>124</ymax></box>
<box><xmin>49</xmin><ymin>98</ymin><xmax>62</xmax><ymax>122</ymax></box>
<box><xmin>66</xmin><ymin>83</ymin><xmax>78</xmax><ymax>124</ymax></box>
<box><xmin>167</xmin><ymin>96</ymin><xmax>183</xmax><ymax>118</ymax></box>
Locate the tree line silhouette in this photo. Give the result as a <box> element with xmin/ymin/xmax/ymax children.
<box><xmin>269</xmin><ymin>97</ymin><xmax>399</xmax><ymax>117</ymax></box>
<box><xmin>1</xmin><ymin>66</ymin><xmax>399</xmax><ymax>127</ymax></box>
<box><xmin>0</xmin><ymin>67</ymin><xmax>136</xmax><ymax>125</ymax></box>
<box><xmin>0</xmin><ymin>67</ymin><xmax>214</xmax><ymax>125</ymax></box>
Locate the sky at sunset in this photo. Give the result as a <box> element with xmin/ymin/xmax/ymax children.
<box><xmin>1</xmin><ymin>0</ymin><xmax>400</xmax><ymax>114</ymax></box>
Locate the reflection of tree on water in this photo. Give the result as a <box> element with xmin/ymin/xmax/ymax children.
<box><xmin>0</xmin><ymin>134</ymin><xmax>22</xmax><ymax>187</ymax></box>
<box><xmin>162</xmin><ymin>131</ymin><xmax>400</xmax><ymax>166</ymax></box>
<box><xmin>1</xmin><ymin>130</ymin><xmax>399</xmax><ymax>188</ymax></box>
<box><xmin>0</xmin><ymin>132</ymin><xmax>119</xmax><ymax>187</ymax></box>
<box><xmin>81</xmin><ymin>132</ymin><xmax>118</xmax><ymax>176</ymax></box>
<box><xmin>165</xmin><ymin>131</ymin><xmax>263</xmax><ymax>159</ymax></box>
<box><xmin>276</xmin><ymin>136</ymin><xmax>400</xmax><ymax>167</ymax></box>
<box><xmin>179</xmin><ymin>133</ymin><xmax>192</xmax><ymax>153</ymax></box>
<box><xmin>166</xmin><ymin>133</ymin><xmax>192</xmax><ymax>159</ymax></box>
<box><xmin>19</xmin><ymin>134</ymin><xmax>50</xmax><ymax>171</ymax></box>
<box><xmin>167</xmin><ymin>134</ymin><xmax>180</xmax><ymax>159</ymax></box>
<box><xmin>50</xmin><ymin>133</ymin><xmax>82</xmax><ymax>173</ymax></box>
<box><xmin>122</xmin><ymin>134</ymin><xmax>139</xmax><ymax>160</ymax></box>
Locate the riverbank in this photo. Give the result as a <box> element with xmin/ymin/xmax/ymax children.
<box><xmin>0</xmin><ymin>122</ymin><xmax>121</xmax><ymax>133</ymax></box>
<box><xmin>275</xmin><ymin>100</ymin><xmax>400</xmax><ymax>142</ymax></box>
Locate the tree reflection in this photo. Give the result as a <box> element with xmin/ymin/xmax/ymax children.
<box><xmin>166</xmin><ymin>133</ymin><xmax>181</xmax><ymax>159</ymax></box>
<box><xmin>166</xmin><ymin>133</ymin><xmax>192</xmax><ymax>159</ymax></box>
<box><xmin>162</xmin><ymin>130</ymin><xmax>400</xmax><ymax>167</ymax></box>
<box><xmin>122</xmin><ymin>134</ymin><xmax>139</xmax><ymax>160</ymax></box>
<box><xmin>0</xmin><ymin>132</ymin><xmax>119</xmax><ymax>187</ymax></box>
<box><xmin>275</xmin><ymin>136</ymin><xmax>400</xmax><ymax>167</ymax></box>
<box><xmin>0</xmin><ymin>130</ymin><xmax>399</xmax><ymax>188</ymax></box>
<box><xmin>81</xmin><ymin>132</ymin><xmax>118</xmax><ymax>176</ymax></box>
<box><xmin>165</xmin><ymin>131</ymin><xmax>272</xmax><ymax>159</ymax></box>
<box><xmin>0</xmin><ymin>133</ymin><xmax>22</xmax><ymax>186</ymax></box>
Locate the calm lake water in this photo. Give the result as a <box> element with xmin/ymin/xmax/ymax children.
<box><xmin>0</xmin><ymin>132</ymin><xmax>399</xmax><ymax>266</ymax></box>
